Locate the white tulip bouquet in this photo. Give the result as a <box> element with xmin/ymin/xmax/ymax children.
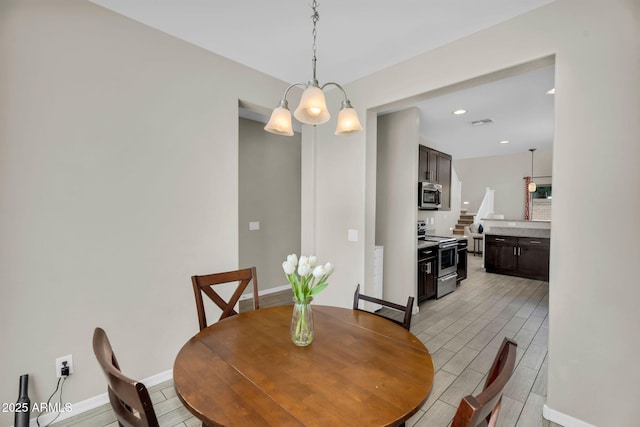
<box><xmin>282</xmin><ymin>254</ymin><xmax>334</xmax><ymax>302</ymax></box>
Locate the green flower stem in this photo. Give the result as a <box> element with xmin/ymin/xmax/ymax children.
<box><xmin>287</xmin><ymin>273</ymin><xmax>329</xmax><ymax>301</ymax></box>
<box><xmin>291</xmin><ymin>299</ymin><xmax>313</xmax><ymax>346</ymax></box>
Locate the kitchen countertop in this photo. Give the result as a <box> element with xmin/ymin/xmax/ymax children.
<box><xmin>417</xmin><ymin>239</ymin><xmax>439</xmax><ymax>249</ymax></box>
<box><xmin>417</xmin><ymin>235</ymin><xmax>467</xmax><ymax>249</ymax></box>
<box><xmin>482</xmin><ymin>218</ymin><xmax>550</xmax><ymax>224</ymax></box>
<box><xmin>486</xmin><ymin>227</ymin><xmax>550</xmax><ymax>238</ymax></box>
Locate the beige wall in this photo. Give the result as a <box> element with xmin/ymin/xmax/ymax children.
<box><xmin>454</xmin><ymin>148</ymin><xmax>553</xmax><ymax>219</ymax></box>
<box><xmin>0</xmin><ymin>1</ymin><xmax>296</xmax><ymax>424</ymax></box>
<box><xmin>2</xmin><ymin>0</ymin><xmax>639</xmax><ymax>426</ymax></box>
<box><xmin>238</xmin><ymin>117</ymin><xmax>301</xmax><ymax>292</ymax></box>
<box><xmin>308</xmin><ymin>0</ymin><xmax>640</xmax><ymax>425</ymax></box>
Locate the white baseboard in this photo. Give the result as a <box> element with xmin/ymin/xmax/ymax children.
<box><xmin>543</xmin><ymin>404</ymin><xmax>596</xmax><ymax>427</ymax></box>
<box><xmin>27</xmin><ymin>369</ymin><xmax>173</xmax><ymax>427</ymax></box>
<box><xmin>239</xmin><ymin>284</ymin><xmax>290</xmax><ymax>300</ymax></box>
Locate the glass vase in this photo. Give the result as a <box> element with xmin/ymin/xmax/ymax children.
<box><xmin>291</xmin><ymin>297</ymin><xmax>314</xmax><ymax>346</ymax></box>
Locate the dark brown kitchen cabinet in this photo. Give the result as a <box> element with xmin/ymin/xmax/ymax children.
<box><xmin>438</xmin><ymin>153</ymin><xmax>451</xmax><ymax>211</ymax></box>
<box><xmin>418</xmin><ymin>247</ymin><xmax>437</xmax><ymax>302</ymax></box>
<box><xmin>418</xmin><ymin>145</ymin><xmax>451</xmax><ymax>210</ymax></box>
<box><xmin>456</xmin><ymin>239</ymin><xmax>467</xmax><ymax>283</ymax></box>
<box><xmin>517</xmin><ymin>238</ymin><xmax>551</xmax><ymax>280</ymax></box>
<box><xmin>485</xmin><ymin>234</ymin><xmax>549</xmax><ymax>281</ymax></box>
<box><xmin>418</xmin><ymin>145</ymin><xmax>431</xmax><ymax>182</ymax></box>
<box><xmin>485</xmin><ymin>235</ymin><xmax>518</xmax><ymax>273</ymax></box>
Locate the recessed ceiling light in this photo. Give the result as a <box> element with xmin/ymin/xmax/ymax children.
<box><xmin>452</xmin><ymin>109</ymin><xmax>467</xmax><ymax>115</ymax></box>
<box><xmin>546</xmin><ymin>88</ymin><xmax>556</xmax><ymax>95</ymax></box>
<box><xmin>499</xmin><ymin>140</ymin><xmax>510</xmax><ymax>144</ymax></box>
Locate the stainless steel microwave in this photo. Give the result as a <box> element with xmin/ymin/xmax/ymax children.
<box><xmin>419</xmin><ymin>182</ymin><xmax>442</xmax><ymax>209</ymax></box>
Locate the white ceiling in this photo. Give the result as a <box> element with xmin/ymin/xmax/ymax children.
<box><xmin>88</xmin><ymin>0</ymin><xmax>555</xmax><ymax>159</ymax></box>
<box><xmin>413</xmin><ymin>64</ymin><xmax>555</xmax><ymax>159</ymax></box>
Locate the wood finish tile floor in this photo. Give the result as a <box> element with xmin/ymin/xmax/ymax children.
<box><xmin>55</xmin><ymin>257</ymin><xmax>560</xmax><ymax>427</ymax></box>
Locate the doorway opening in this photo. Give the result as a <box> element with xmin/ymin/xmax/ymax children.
<box><xmin>238</xmin><ymin>104</ymin><xmax>302</xmax><ymax>301</ymax></box>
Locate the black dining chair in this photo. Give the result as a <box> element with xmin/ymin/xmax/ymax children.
<box><xmin>353</xmin><ymin>283</ymin><xmax>414</xmax><ymax>330</ymax></box>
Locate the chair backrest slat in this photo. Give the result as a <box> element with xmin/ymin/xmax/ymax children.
<box><xmin>191</xmin><ymin>267</ymin><xmax>259</xmax><ymax>330</ymax></box>
<box><xmin>451</xmin><ymin>337</ymin><xmax>517</xmax><ymax>427</ymax></box>
<box><xmin>92</xmin><ymin>327</ymin><xmax>159</xmax><ymax>427</ymax></box>
<box><xmin>353</xmin><ymin>283</ymin><xmax>414</xmax><ymax>330</ymax></box>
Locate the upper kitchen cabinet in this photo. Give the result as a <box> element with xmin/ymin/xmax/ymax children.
<box><xmin>419</xmin><ymin>145</ymin><xmax>452</xmax><ymax>210</ymax></box>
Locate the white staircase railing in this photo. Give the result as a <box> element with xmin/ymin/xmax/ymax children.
<box><xmin>474</xmin><ymin>187</ymin><xmax>495</xmax><ymax>225</ymax></box>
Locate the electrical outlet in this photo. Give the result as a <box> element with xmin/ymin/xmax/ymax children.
<box><xmin>55</xmin><ymin>354</ymin><xmax>73</xmax><ymax>378</ymax></box>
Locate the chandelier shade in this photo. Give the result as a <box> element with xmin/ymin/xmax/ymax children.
<box><xmin>264</xmin><ymin>0</ymin><xmax>362</xmax><ymax>137</ymax></box>
<box><xmin>528</xmin><ymin>148</ymin><xmax>537</xmax><ymax>193</ymax></box>
<box><xmin>335</xmin><ymin>101</ymin><xmax>364</xmax><ymax>135</ymax></box>
<box><xmin>264</xmin><ymin>100</ymin><xmax>294</xmax><ymax>136</ymax></box>
<box><xmin>293</xmin><ymin>84</ymin><xmax>330</xmax><ymax>125</ymax></box>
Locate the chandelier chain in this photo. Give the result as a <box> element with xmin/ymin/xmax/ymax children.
<box><xmin>311</xmin><ymin>0</ymin><xmax>319</xmax><ymax>81</ymax></box>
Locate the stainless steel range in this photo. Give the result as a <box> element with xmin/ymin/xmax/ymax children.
<box><xmin>418</xmin><ymin>221</ymin><xmax>458</xmax><ymax>298</ymax></box>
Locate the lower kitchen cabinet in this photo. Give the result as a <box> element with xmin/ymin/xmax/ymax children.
<box><xmin>517</xmin><ymin>238</ymin><xmax>551</xmax><ymax>280</ymax></box>
<box><xmin>456</xmin><ymin>239</ymin><xmax>467</xmax><ymax>283</ymax></box>
<box><xmin>485</xmin><ymin>236</ymin><xmax>518</xmax><ymax>272</ymax></box>
<box><xmin>417</xmin><ymin>247</ymin><xmax>437</xmax><ymax>302</ymax></box>
<box><xmin>485</xmin><ymin>234</ymin><xmax>550</xmax><ymax>281</ymax></box>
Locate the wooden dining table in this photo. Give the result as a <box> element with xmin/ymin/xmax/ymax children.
<box><xmin>173</xmin><ymin>305</ymin><xmax>434</xmax><ymax>427</ymax></box>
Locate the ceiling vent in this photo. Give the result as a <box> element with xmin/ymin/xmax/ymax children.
<box><xmin>471</xmin><ymin>118</ymin><xmax>494</xmax><ymax>126</ymax></box>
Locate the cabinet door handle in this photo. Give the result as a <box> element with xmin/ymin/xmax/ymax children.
<box><xmin>513</xmin><ymin>247</ymin><xmax>517</xmax><ymax>256</ymax></box>
<box><xmin>518</xmin><ymin>247</ymin><xmax>521</xmax><ymax>256</ymax></box>
<box><xmin>496</xmin><ymin>238</ymin><xmax>506</xmax><ymax>242</ymax></box>
<box><xmin>427</xmin><ymin>264</ymin><xmax>431</xmax><ymax>274</ymax></box>
<box><xmin>529</xmin><ymin>241</ymin><xmax>541</xmax><ymax>244</ymax></box>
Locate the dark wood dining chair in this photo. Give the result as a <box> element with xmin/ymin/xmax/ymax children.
<box><xmin>191</xmin><ymin>266</ymin><xmax>259</xmax><ymax>330</ymax></box>
<box><xmin>353</xmin><ymin>283</ymin><xmax>414</xmax><ymax>330</ymax></box>
<box><xmin>451</xmin><ymin>337</ymin><xmax>518</xmax><ymax>427</ymax></box>
<box><xmin>92</xmin><ymin>327</ymin><xmax>159</xmax><ymax>427</ymax></box>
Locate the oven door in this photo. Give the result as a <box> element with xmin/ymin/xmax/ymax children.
<box><xmin>438</xmin><ymin>243</ymin><xmax>458</xmax><ymax>276</ymax></box>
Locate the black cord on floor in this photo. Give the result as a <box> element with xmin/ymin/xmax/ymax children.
<box><xmin>36</xmin><ymin>376</ymin><xmax>67</xmax><ymax>427</ymax></box>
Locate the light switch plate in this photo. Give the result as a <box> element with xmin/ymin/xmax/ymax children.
<box><xmin>348</xmin><ymin>229</ymin><xmax>358</xmax><ymax>242</ymax></box>
<box><xmin>249</xmin><ymin>221</ymin><xmax>260</xmax><ymax>231</ymax></box>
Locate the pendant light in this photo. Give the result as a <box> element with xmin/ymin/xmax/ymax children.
<box><xmin>264</xmin><ymin>0</ymin><xmax>363</xmax><ymax>136</ymax></box>
<box><xmin>528</xmin><ymin>149</ymin><xmax>537</xmax><ymax>192</ymax></box>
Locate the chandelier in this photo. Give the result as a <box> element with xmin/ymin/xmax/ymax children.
<box><xmin>264</xmin><ymin>0</ymin><xmax>363</xmax><ymax>136</ymax></box>
<box><xmin>528</xmin><ymin>148</ymin><xmax>537</xmax><ymax>192</ymax></box>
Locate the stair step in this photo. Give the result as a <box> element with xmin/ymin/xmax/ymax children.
<box><xmin>452</xmin><ymin>229</ymin><xmax>465</xmax><ymax>235</ymax></box>
<box><xmin>458</xmin><ymin>219</ymin><xmax>473</xmax><ymax>225</ymax></box>
<box><xmin>460</xmin><ymin>214</ymin><xmax>475</xmax><ymax>220</ymax></box>
<box><xmin>454</xmin><ymin>224</ymin><xmax>466</xmax><ymax>230</ymax></box>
